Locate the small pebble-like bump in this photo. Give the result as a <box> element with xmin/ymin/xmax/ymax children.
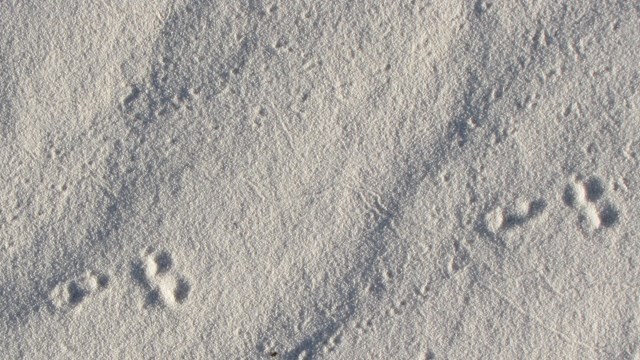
<box><xmin>484</xmin><ymin>207</ymin><xmax>503</xmax><ymax>234</ymax></box>
<box><xmin>582</xmin><ymin>206</ymin><xmax>601</xmax><ymax>230</ymax></box>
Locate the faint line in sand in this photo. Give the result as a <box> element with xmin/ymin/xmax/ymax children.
<box><xmin>481</xmin><ymin>283</ymin><xmax>604</xmax><ymax>354</ymax></box>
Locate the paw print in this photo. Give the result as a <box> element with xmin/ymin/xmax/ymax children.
<box><xmin>482</xmin><ymin>197</ymin><xmax>547</xmax><ymax>235</ymax></box>
<box><xmin>131</xmin><ymin>248</ymin><xmax>191</xmax><ymax>308</ymax></box>
<box><xmin>563</xmin><ymin>175</ymin><xmax>621</xmax><ymax>230</ymax></box>
<box><xmin>49</xmin><ymin>270</ymin><xmax>109</xmax><ymax>310</ymax></box>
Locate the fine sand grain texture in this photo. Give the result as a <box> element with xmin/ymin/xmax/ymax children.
<box><xmin>1</xmin><ymin>1</ymin><xmax>640</xmax><ymax>359</ymax></box>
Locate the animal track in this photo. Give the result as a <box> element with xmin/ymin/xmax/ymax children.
<box><xmin>447</xmin><ymin>239</ymin><xmax>471</xmax><ymax>276</ymax></box>
<box><xmin>132</xmin><ymin>248</ymin><xmax>191</xmax><ymax>308</ymax></box>
<box><xmin>563</xmin><ymin>175</ymin><xmax>620</xmax><ymax>230</ymax></box>
<box><xmin>256</xmin><ymin>338</ymin><xmax>286</xmax><ymax>358</ymax></box>
<box><xmin>482</xmin><ymin>197</ymin><xmax>547</xmax><ymax>234</ymax></box>
<box><xmin>50</xmin><ymin>270</ymin><xmax>109</xmax><ymax>310</ymax></box>
<box><xmin>315</xmin><ymin>281</ymin><xmax>433</xmax><ymax>356</ymax></box>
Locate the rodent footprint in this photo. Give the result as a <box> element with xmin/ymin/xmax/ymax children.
<box><xmin>131</xmin><ymin>248</ymin><xmax>191</xmax><ymax>308</ymax></box>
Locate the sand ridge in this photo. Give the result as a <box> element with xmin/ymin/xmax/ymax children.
<box><xmin>1</xmin><ymin>1</ymin><xmax>639</xmax><ymax>359</ymax></box>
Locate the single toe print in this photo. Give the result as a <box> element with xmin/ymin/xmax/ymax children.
<box><xmin>527</xmin><ymin>199</ymin><xmax>547</xmax><ymax>218</ymax></box>
<box><xmin>154</xmin><ymin>251</ymin><xmax>173</xmax><ymax>274</ymax></box>
<box><xmin>132</xmin><ymin>249</ymin><xmax>191</xmax><ymax>308</ymax></box>
<box><xmin>174</xmin><ymin>277</ymin><xmax>191</xmax><ymax>304</ymax></box>
<box><xmin>145</xmin><ymin>289</ymin><xmax>162</xmax><ymax>308</ymax></box>
<box><xmin>65</xmin><ymin>281</ymin><xmax>87</xmax><ymax>306</ymax></box>
<box><xmin>584</xmin><ymin>176</ymin><xmax>605</xmax><ymax>202</ymax></box>
<box><xmin>96</xmin><ymin>274</ymin><xmax>110</xmax><ymax>288</ymax></box>
<box><xmin>599</xmin><ymin>204</ymin><xmax>620</xmax><ymax>228</ymax></box>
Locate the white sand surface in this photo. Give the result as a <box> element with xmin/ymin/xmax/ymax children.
<box><xmin>1</xmin><ymin>1</ymin><xmax>640</xmax><ymax>359</ymax></box>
